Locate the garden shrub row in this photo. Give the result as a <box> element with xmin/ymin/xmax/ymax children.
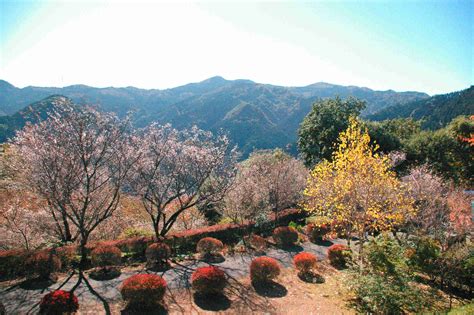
<box><xmin>0</xmin><ymin>208</ymin><xmax>305</xmax><ymax>280</ymax></box>
<box><xmin>23</xmin><ymin>236</ymin><xmax>351</xmax><ymax>313</ymax></box>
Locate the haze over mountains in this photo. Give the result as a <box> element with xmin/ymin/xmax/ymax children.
<box><xmin>2</xmin><ymin>77</ymin><xmax>471</xmax><ymax>157</ymax></box>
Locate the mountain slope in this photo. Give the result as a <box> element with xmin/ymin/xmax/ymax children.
<box><xmin>0</xmin><ymin>77</ymin><xmax>430</xmax><ymax>156</ymax></box>
<box><xmin>368</xmin><ymin>86</ymin><xmax>474</xmax><ymax>129</ymax></box>
<box><xmin>0</xmin><ymin>95</ymin><xmax>73</xmax><ymax>143</ymax></box>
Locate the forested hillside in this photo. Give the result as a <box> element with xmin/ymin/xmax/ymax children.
<box><xmin>368</xmin><ymin>86</ymin><xmax>474</xmax><ymax>129</ymax></box>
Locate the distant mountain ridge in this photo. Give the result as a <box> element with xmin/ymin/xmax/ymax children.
<box><xmin>0</xmin><ymin>95</ymin><xmax>73</xmax><ymax>142</ymax></box>
<box><xmin>0</xmin><ymin>77</ymin><xmax>428</xmax><ymax>116</ymax></box>
<box><xmin>0</xmin><ymin>77</ymin><xmax>430</xmax><ymax>156</ymax></box>
<box><xmin>368</xmin><ymin>86</ymin><xmax>474</xmax><ymax>129</ymax></box>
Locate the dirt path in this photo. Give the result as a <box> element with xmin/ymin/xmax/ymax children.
<box><xmin>0</xmin><ymin>239</ymin><xmax>351</xmax><ymax>314</ymax></box>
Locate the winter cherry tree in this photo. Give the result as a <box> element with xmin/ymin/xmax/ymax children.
<box><xmin>128</xmin><ymin>124</ymin><xmax>237</xmax><ymax>239</ymax></box>
<box><xmin>221</xmin><ymin>149</ymin><xmax>308</xmax><ymax>225</ymax></box>
<box><xmin>13</xmin><ymin>105</ymin><xmax>137</xmax><ymax>265</ymax></box>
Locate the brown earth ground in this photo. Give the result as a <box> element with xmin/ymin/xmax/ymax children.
<box><xmin>102</xmin><ymin>263</ymin><xmax>355</xmax><ymax>315</ymax></box>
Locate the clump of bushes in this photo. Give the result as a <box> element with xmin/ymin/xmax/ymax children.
<box><xmin>0</xmin><ymin>249</ymin><xmax>29</xmax><ymax>280</ymax></box>
<box><xmin>120</xmin><ymin>227</ymin><xmax>154</xmax><ymax>239</ymax></box>
<box><xmin>26</xmin><ymin>251</ymin><xmax>62</xmax><ymax>280</ymax></box>
<box><xmin>406</xmin><ymin>236</ymin><xmax>440</xmax><ymax>276</ymax></box>
<box><xmin>191</xmin><ymin>266</ymin><xmax>227</xmax><ymax>296</ymax></box>
<box><xmin>327</xmin><ymin>244</ymin><xmax>351</xmax><ymax>268</ymax></box>
<box><xmin>250</xmin><ymin>256</ymin><xmax>280</xmax><ymax>283</ymax></box>
<box><xmin>245</xmin><ymin>234</ymin><xmax>267</xmax><ymax>253</ymax></box>
<box><xmin>145</xmin><ymin>242</ymin><xmax>171</xmax><ymax>268</ymax></box>
<box><xmin>435</xmin><ymin>242</ymin><xmax>473</xmax><ymax>293</ymax></box>
<box><xmin>119</xmin><ymin>237</ymin><xmax>151</xmax><ymax>255</ymax></box>
<box><xmin>272</xmin><ymin>226</ymin><xmax>298</xmax><ymax>247</ymax></box>
<box><xmin>348</xmin><ymin>234</ymin><xmax>425</xmax><ymax>314</ymax></box>
<box><xmin>39</xmin><ymin>290</ymin><xmax>79</xmax><ymax>314</ymax></box>
<box><xmin>120</xmin><ymin>274</ymin><xmax>167</xmax><ymax>307</ymax></box>
<box><xmin>91</xmin><ymin>246</ymin><xmax>122</xmax><ymax>268</ymax></box>
<box><xmin>90</xmin><ymin>245</ymin><xmax>122</xmax><ymax>280</ymax></box>
<box><xmin>196</xmin><ymin>237</ymin><xmax>224</xmax><ymax>260</ymax></box>
<box><xmin>294</xmin><ymin>252</ymin><xmax>317</xmax><ymax>275</ymax></box>
<box><xmin>306</xmin><ymin>223</ymin><xmax>330</xmax><ymax>242</ymax></box>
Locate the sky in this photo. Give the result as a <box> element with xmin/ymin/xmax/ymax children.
<box><xmin>0</xmin><ymin>0</ymin><xmax>472</xmax><ymax>95</ymax></box>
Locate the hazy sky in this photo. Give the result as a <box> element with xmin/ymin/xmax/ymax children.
<box><xmin>1</xmin><ymin>0</ymin><xmax>472</xmax><ymax>95</ymax></box>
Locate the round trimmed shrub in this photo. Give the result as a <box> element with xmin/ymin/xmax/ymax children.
<box><xmin>273</xmin><ymin>226</ymin><xmax>298</xmax><ymax>247</ymax></box>
<box><xmin>196</xmin><ymin>237</ymin><xmax>224</xmax><ymax>257</ymax></box>
<box><xmin>191</xmin><ymin>266</ymin><xmax>227</xmax><ymax>295</ymax></box>
<box><xmin>26</xmin><ymin>251</ymin><xmax>62</xmax><ymax>279</ymax></box>
<box><xmin>294</xmin><ymin>252</ymin><xmax>318</xmax><ymax>275</ymax></box>
<box><xmin>327</xmin><ymin>244</ymin><xmax>351</xmax><ymax>268</ymax></box>
<box><xmin>306</xmin><ymin>223</ymin><xmax>330</xmax><ymax>242</ymax></box>
<box><xmin>120</xmin><ymin>274</ymin><xmax>167</xmax><ymax>306</ymax></box>
<box><xmin>250</xmin><ymin>256</ymin><xmax>280</xmax><ymax>283</ymax></box>
<box><xmin>250</xmin><ymin>234</ymin><xmax>267</xmax><ymax>251</ymax></box>
<box><xmin>91</xmin><ymin>246</ymin><xmax>122</xmax><ymax>268</ymax></box>
<box><xmin>145</xmin><ymin>242</ymin><xmax>171</xmax><ymax>265</ymax></box>
<box><xmin>39</xmin><ymin>290</ymin><xmax>79</xmax><ymax>314</ymax></box>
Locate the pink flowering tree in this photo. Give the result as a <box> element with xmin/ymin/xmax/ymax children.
<box><xmin>402</xmin><ymin>165</ymin><xmax>451</xmax><ymax>241</ymax></box>
<box><xmin>128</xmin><ymin>124</ymin><xmax>237</xmax><ymax>239</ymax></box>
<box><xmin>221</xmin><ymin>149</ymin><xmax>308</xmax><ymax>226</ymax></box>
<box><xmin>13</xmin><ymin>105</ymin><xmax>137</xmax><ymax>265</ymax></box>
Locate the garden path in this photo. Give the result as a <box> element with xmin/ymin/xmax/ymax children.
<box><xmin>0</xmin><ymin>239</ymin><xmax>346</xmax><ymax>314</ymax></box>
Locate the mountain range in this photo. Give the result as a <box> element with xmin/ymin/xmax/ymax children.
<box><xmin>1</xmin><ymin>77</ymin><xmax>468</xmax><ymax>157</ymax></box>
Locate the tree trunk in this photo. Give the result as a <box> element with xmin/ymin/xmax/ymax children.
<box><xmin>79</xmin><ymin>234</ymin><xmax>89</xmax><ymax>269</ymax></box>
<box><xmin>62</xmin><ymin>215</ymin><xmax>73</xmax><ymax>243</ymax></box>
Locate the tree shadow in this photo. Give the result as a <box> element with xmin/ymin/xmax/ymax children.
<box><xmin>193</xmin><ymin>292</ymin><xmax>231</xmax><ymax>311</ymax></box>
<box><xmin>121</xmin><ymin>302</ymin><xmax>168</xmax><ymax>315</ymax></box>
<box><xmin>277</xmin><ymin>244</ymin><xmax>304</xmax><ymax>253</ymax></box>
<box><xmin>312</xmin><ymin>239</ymin><xmax>333</xmax><ymax>247</ymax></box>
<box><xmin>19</xmin><ymin>277</ymin><xmax>56</xmax><ymax>290</ymax></box>
<box><xmin>252</xmin><ymin>280</ymin><xmax>287</xmax><ymax>298</ymax></box>
<box><xmin>201</xmin><ymin>254</ymin><xmax>225</xmax><ymax>264</ymax></box>
<box><xmin>297</xmin><ymin>271</ymin><xmax>325</xmax><ymax>284</ymax></box>
<box><xmin>88</xmin><ymin>267</ymin><xmax>121</xmax><ymax>281</ymax></box>
<box><xmin>146</xmin><ymin>262</ymin><xmax>172</xmax><ymax>273</ymax></box>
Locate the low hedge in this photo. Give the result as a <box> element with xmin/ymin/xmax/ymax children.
<box><xmin>1</xmin><ymin>208</ymin><xmax>307</xmax><ymax>279</ymax></box>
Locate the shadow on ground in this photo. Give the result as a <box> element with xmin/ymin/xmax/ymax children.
<box><xmin>193</xmin><ymin>292</ymin><xmax>231</xmax><ymax>311</ymax></box>
<box><xmin>252</xmin><ymin>280</ymin><xmax>288</xmax><ymax>298</ymax></box>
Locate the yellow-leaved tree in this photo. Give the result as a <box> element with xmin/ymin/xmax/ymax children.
<box><xmin>303</xmin><ymin>118</ymin><xmax>414</xmax><ymax>255</ymax></box>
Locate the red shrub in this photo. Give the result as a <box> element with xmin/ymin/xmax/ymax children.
<box><xmin>306</xmin><ymin>223</ymin><xmax>330</xmax><ymax>242</ymax></box>
<box><xmin>196</xmin><ymin>237</ymin><xmax>224</xmax><ymax>256</ymax></box>
<box><xmin>91</xmin><ymin>246</ymin><xmax>122</xmax><ymax>268</ymax></box>
<box><xmin>145</xmin><ymin>242</ymin><xmax>171</xmax><ymax>265</ymax></box>
<box><xmin>293</xmin><ymin>252</ymin><xmax>317</xmax><ymax>274</ymax></box>
<box><xmin>120</xmin><ymin>274</ymin><xmax>167</xmax><ymax>305</ymax></box>
<box><xmin>247</xmin><ymin>234</ymin><xmax>267</xmax><ymax>252</ymax></box>
<box><xmin>191</xmin><ymin>266</ymin><xmax>227</xmax><ymax>295</ymax></box>
<box><xmin>327</xmin><ymin>244</ymin><xmax>351</xmax><ymax>268</ymax></box>
<box><xmin>273</xmin><ymin>226</ymin><xmax>298</xmax><ymax>247</ymax></box>
<box><xmin>250</xmin><ymin>256</ymin><xmax>280</xmax><ymax>283</ymax></box>
<box><xmin>39</xmin><ymin>290</ymin><xmax>79</xmax><ymax>314</ymax></box>
<box><xmin>26</xmin><ymin>251</ymin><xmax>62</xmax><ymax>279</ymax></box>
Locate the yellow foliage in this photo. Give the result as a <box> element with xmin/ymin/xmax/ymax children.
<box><xmin>303</xmin><ymin>118</ymin><xmax>414</xmax><ymax>238</ymax></box>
